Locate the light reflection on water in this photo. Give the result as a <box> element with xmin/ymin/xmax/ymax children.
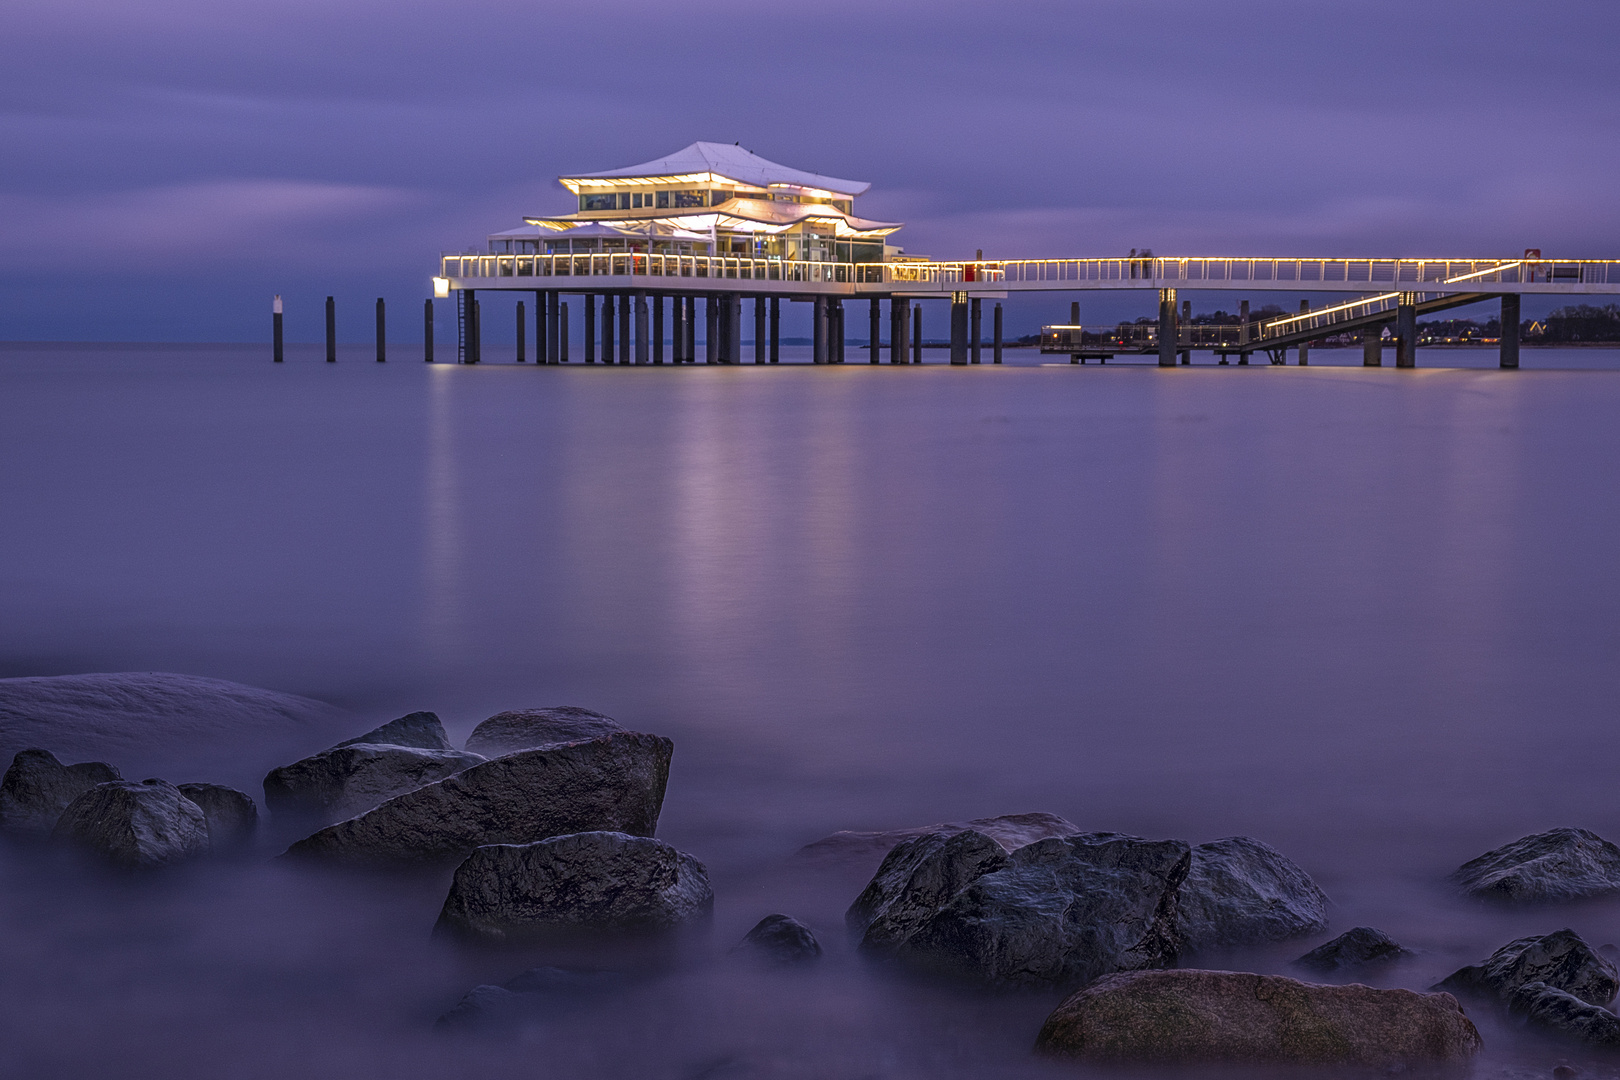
<box><xmin>2</xmin><ymin>343</ymin><xmax>1620</xmax><ymax>1078</ymax></box>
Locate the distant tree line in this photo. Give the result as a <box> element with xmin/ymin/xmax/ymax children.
<box><xmin>1541</xmin><ymin>303</ymin><xmax>1620</xmax><ymax>342</ymax></box>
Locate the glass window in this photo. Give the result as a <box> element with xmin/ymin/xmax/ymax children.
<box><xmin>710</xmin><ymin>190</ymin><xmax>729</xmax><ymax>206</ymax></box>
<box><xmin>656</xmin><ymin>190</ymin><xmax>670</xmax><ymax>209</ymax></box>
<box><xmin>672</xmin><ymin>190</ymin><xmax>706</xmax><ymax>208</ymax></box>
<box><xmin>581</xmin><ymin>193</ymin><xmax>617</xmax><ymax>212</ymax></box>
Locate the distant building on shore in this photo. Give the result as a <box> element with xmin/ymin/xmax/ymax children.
<box><xmin>485</xmin><ymin>142</ymin><xmax>904</xmax><ymax>265</ymax></box>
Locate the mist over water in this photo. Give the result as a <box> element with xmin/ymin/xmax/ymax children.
<box><xmin>4</xmin><ymin>343</ymin><xmax>1620</xmax><ymax>1078</ymax></box>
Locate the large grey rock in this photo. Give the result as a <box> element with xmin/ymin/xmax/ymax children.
<box><xmin>799</xmin><ymin>812</ymin><xmax>1082</xmax><ymax>874</ymax></box>
<box><xmin>847</xmin><ymin>829</ymin><xmax>1012</xmax><ymax>951</ymax></box>
<box><xmin>0</xmin><ymin>748</ymin><xmax>121</xmax><ymax>834</ymax></box>
<box><xmin>1509</xmin><ymin>981</ymin><xmax>1620</xmax><ymax>1046</ymax></box>
<box><xmin>263</xmin><ymin>743</ymin><xmax>484</xmax><ymax>824</ymax></box>
<box><xmin>1453</xmin><ymin>828</ymin><xmax>1620</xmax><ymax>903</ymax></box>
<box><xmin>1177</xmin><ymin>836</ymin><xmax>1329</xmax><ymax>952</ymax></box>
<box><xmin>1036</xmin><ymin>969</ymin><xmax>1482</xmax><ymax>1067</ymax></box>
<box><xmin>1436</xmin><ymin>929</ymin><xmax>1619</xmax><ymax>1007</ymax></box>
<box><xmin>873</xmin><ymin>833</ymin><xmax>1191</xmax><ymax>988</ymax></box>
<box><xmin>52</xmin><ymin>779</ymin><xmax>209</xmax><ymax>868</ymax></box>
<box><xmin>435</xmin><ymin>831</ymin><xmax>712</xmax><ymax>943</ymax></box>
<box><xmin>735</xmin><ymin>915</ymin><xmax>821</xmax><ymax>964</ymax></box>
<box><xmin>334</xmin><ymin>711</ymin><xmax>453</xmax><ymax>752</ymax></box>
<box><xmin>176</xmin><ymin>783</ymin><xmax>257</xmax><ymax>844</ymax></box>
<box><xmin>1295</xmin><ymin>926</ymin><xmax>1412</xmax><ymax>974</ymax></box>
<box><xmin>464</xmin><ymin>707</ymin><xmax>623</xmax><ymax>757</ymax></box>
<box><xmin>285</xmin><ymin>731</ymin><xmax>671</xmax><ymax>866</ymax></box>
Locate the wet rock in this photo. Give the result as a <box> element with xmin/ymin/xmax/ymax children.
<box><xmin>263</xmin><ymin>743</ymin><xmax>484</xmax><ymax>824</ymax></box>
<box><xmin>1509</xmin><ymin>981</ymin><xmax>1620</xmax><ymax>1046</ymax></box>
<box><xmin>1178</xmin><ymin>836</ymin><xmax>1329</xmax><ymax>952</ymax></box>
<box><xmin>869</xmin><ymin>832</ymin><xmax>1190</xmax><ymax>988</ymax></box>
<box><xmin>285</xmin><ymin>732</ymin><xmax>671</xmax><ymax>866</ymax></box>
<box><xmin>1036</xmin><ymin>969</ymin><xmax>1482</xmax><ymax>1067</ymax></box>
<box><xmin>176</xmin><ymin>783</ymin><xmax>257</xmax><ymax>844</ymax></box>
<box><xmin>1453</xmin><ymin>828</ymin><xmax>1620</xmax><ymax>903</ymax></box>
<box><xmin>1295</xmin><ymin>926</ymin><xmax>1413</xmax><ymax>974</ymax></box>
<box><xmin>798</xmin><ymin>811</ymin><xmax>1082</xmax><ymax>873</ymax></box>
<box><xmin>434</xmin><ymin>984</ymin><xmax>518</xmax><ymax>1031</ymax></box>
<box><xmin>1555</xmin><ymin>1065</ymin><xmax>1581</xmax><ymax>1079</ymax></box>
<box><xmin>434</xmin><ymin>967</ymin><xmax>631</xmax><ymax>1031</ymax></box>
<box><xmin>334</xmin><ymin>711</ymin><xmax>454</xmax><ymax>752</ymax></box>
<box><xmin>435</xmin><ymin>831</ymin><xmax>712</xmax><ymax>943</ymax></box>
<box><xmin>464</xmin><ymin>707</ymin><xmax>624</xmax><ymax>757</ymax></box>
<box><xmin>1436</xmin><ymin>929</ymin><xmax>1618</xmax><ymax>1007</ymax></box>
<box><xmin>0</xmin><ymin>748</ymin><xmax>121</xmax><ymax>834</ymax></box>
<box><xmin>735</xmin><ymin>915</ymin><xmax>821</xmax><ymax>964</ymax></box>
<box><xmin>847</xmin><ymin>829</ymin><xmax>1011</xmax><ymax>950</ymax></box>
<box><xmin>503</xmin><ymin>966</ymin><xmax>631</xmax><ymax>995</ymax></box>
<box><xmin>52</xmin><ymin>779</ymin><xmax>209</xmax><ymax>868</ymax></box>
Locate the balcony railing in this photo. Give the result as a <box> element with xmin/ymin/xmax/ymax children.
<box><xmin>438</xmin><ymin>253</ymin><xmax>1010</xmax><ymax>288</ymax></box>
<box><xmin>1000</xmin><ymin>257</ymin><xmax>1620</xmax><ymax>288</ymax></box>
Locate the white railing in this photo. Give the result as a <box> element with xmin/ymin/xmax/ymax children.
<box><xmin>1000</xmin><ymin>257</ymin><xmax>1619</xmax><ymax>289</ymax></box>
<box><xmin>439</xmin><ymin>252</ymin><xmax>888</xmax><ymax>284</ymax></box>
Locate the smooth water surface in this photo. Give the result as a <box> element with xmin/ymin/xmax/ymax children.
<box><xmin>3</xmin><ymin>343</ymin><xmax>1620</xmax><ymax>1079</ymax></box>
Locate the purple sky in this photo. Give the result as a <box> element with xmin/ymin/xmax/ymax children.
<box><xmin>2</xmin><ymin>0</ymin><xmax>1617</xmax><ymax>342</ymax></box>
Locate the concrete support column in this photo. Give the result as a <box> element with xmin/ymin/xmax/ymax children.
<box><xmin>273</xmin><ymin>295</ymin><xmax>284</xmax><ymax>363</ymax></box>
<box><xmin>1179</xmin><ymin>299</ymin><xmax>1191</xmax><ymax>365</ymax></box>
<box><xmin>993</xmin><ymin>303</ymin><xmax>1003</xmax><ymax>363</ymax></box>
<box><xmin>889</xmin><ymin>299</ymin><xmax>902</xmax><ymax>364</ymax></box>
<box><xmin>1071</xmin><ymin>301</ymin><xmax>1080</xmax><ymax>325</ymax></box>
<box><xmin>584</xmin><ymin>294</ymin><xmax>596</xmax><ymax>363</ymax></box>
<box><xmin>686</xmin><ymin>297</ymin><xmax>696</xmax><ymax>362</ymax></box>
<box><xmin>706</xmin><ymin>297</ymin><xmax>718</xmax><ymax>364</ymax></box>
<box><xmin>326</xmin><ymin>295</ymin><xmax>337</xmax><ymax>362</ymax></box>
<box><xmin>514</xmin><ymin>299</ymin><xmax>524</xmax><ymax>362</ymax></box>
<box><xmin>950</xmin><ymin>292</ymin><xmax>968</xmax><ymax>365</ymax></box>
<box><xmin>756</xmin><ymin>297</ymin><xmax>767</xmax><ymax>365</ymax></box>
<box><xmin>618</xmin><ymin>294</ymin><xmax>631</xmax><ymax>365</ymax></box>
<box><xmin>422</xmin><ymin>298</ymin><xmax>432</xmax><ymax>363</ymax></box>
<box><xmin>1396</xmin><ymin>293</ymin><xmax>1418</xmax><ymax>368</ymax></box>
<box><xmin>970</xmin><ymin>298</ymin><xmax>982</xmax><ymax>364</ymax></box>
<box><xmin>1157</xmin><ymin>288</ymin><xmax>1178</xmax><ymax>367</ymax></box>
<box><xmin>635</xmin><ymin>292</ymin><xmax>649</xmax><ymax>364</ymax></box>
<box><xmin>730</xmin><ymin>294</ymin><xmax>743</xmax><ymax>365</ymax></box>
<box><xmin>1297</xmin><ymin>299</ymin><xmax>1310</xmax><ymax>365</ymax></box>
<box><xmin>1500</xmin><ymin>293</ymin><xmax>1521</xmax><ymax>369</ymax></box>
<box><xmin>912</xmin><ymin>304</ymin><xmax>922</xmax><ymax>364</ymax></box>
<box><xmin>559</xmin><ymin>302</ymin><xmax>568</xmax><ymax>362</ymax></box>
<box><xmin>813</xmin><ymin>296</ymin><xmax>827</xmax><ymax>364</ymax></box>
<box><xmin>671</xmin><ymin>297</ymin><xmax>683</xmax><ymax>363</ymax></box>
<box><xmin>769</xmin><ymin>297</ymin><xmax>780</xmax><ymax>363</ymax></box>
<box><xmin>536</xmin><ymin>292</ymin><xmax>546</xmax><ymax>364</ymax></box>
<box><xmin>548</xmin><ymin>291</ymin><xmax>560</xmax><ymax>364</ymax></box>
<box><xmin>601</xmin><ymin>295</ymin><xmax>614</xmax><ymax>364</ymax></box>
<box><xmin>1362</xmin><ymin>327</ymin><xmax>1382</xmax><ymax>366</ymax></box>
<box><xmin>869</xmin><ymin>298</ymin><xmax>881</xmax><ymax>364</ymax></box>
<box><xmin>1237</xmin><ymin>299</ymin><xmax>1249</xmax><ymax>365</ymax></box>
<box><xmin>377</xmin><ymin>297</ymin><xmax>387</xmax><ymax>362</ymax></box>
<box><xmin>653</xmin><ymin>295</ymin><xmax>664</xmax><ymax>364</ymax></box>
<box><xmin>833</xmin><ymin>299</ymin><xmax>845</xmax><ymax>363</ymax></box>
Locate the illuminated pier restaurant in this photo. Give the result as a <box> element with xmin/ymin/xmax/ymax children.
<box><xmin>431</xmin><ymin>142</ymin><xmax>1620</xmax><ymax>369</ymax></box>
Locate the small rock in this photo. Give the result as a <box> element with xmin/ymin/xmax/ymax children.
<box><xmin>176</xmin><ymin>783</ymin><xmax>257</xmax><ymax>844</ymax></box>
<box><xmin>284</xmin><ymin>731</ymin><xmax>671</xmax><ymax>866</ymax></box>
<box><xmin>52</xmin><ymin>779</ymin><xmax>209</xmax><ymax>868</ymax></box>
<box><xmin>1509</xmin><ymin>981</ymin><xmax>1620</xmax><ymax>1046</ymax></box>
<box><xmin>1554</xmin><ymin>1064</ymin><xmax>1580</xmax><ymax>1079</ymax></box>
<box><xmin>0</xmin><ymin>748</ymin><xmax>121</xmax><ymax>834</ymax></box>
<box><xmin>1436</xmin><ymin>929</ymin><xmax>1619</xmax><ymax>1007</ymax></box>
<box><xmin>1453</xmin><ymin>828</ymin><xmax>1620</xmax><ymax>903</ymax></box>
<box><xmin>433</xmin><ymin>967</ymin><xmax>630</xmax><ymax>1031</ymax></box>
<box><xmin>1178</xmin><ymin>836</ymin><xmax>1329</xmax><ymax>952</ymax></box>
<box><xmin>1035</xmin><ymin>969</ymin><xmax>1481</xmax><ymax>1067</ymax></box>
<box><xmin>434</xmin><ymin>985</ymin><xmax>518</xmax><ymax>1031</ymax></box>
<box><xmin>464</xmin><ymin>707</ymin><xmax>624</xmax><ymax>757</ymax></box>
<box><xmin>1296</xmin><ymin>927</ymin><xmax>1413</xmax><ymax>974</ymax></box>
<box><xmin>435</xmin><ymin>831</ymin><xmax>712</xmax><ymax>943</ymax></box>
<box><xmin>263</xmin><ymin>743</ymin><xmax>484</xmax><ymax>824</ymax></box>
<box><xmin>735</xmin><ymin>915</ymin><xmax>821</xmax><ymax>964</ymax></box>
<box><xmin>335</xmin><ymin>711</ymin><xmax>454</xmax><ymax>752</ymax></box>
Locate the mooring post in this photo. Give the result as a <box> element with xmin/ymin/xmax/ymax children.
<box><xmin>1180</xmin><ymin>299</ymin><xmax>1191</xmax><ymax>365</ymax></box>
<box><xmin>869</xmin><ymin>298</ymin><xmax>881</xmax><ymax>364</ymax></box>
<box><xmin>970</xmin><ymin>297</ymin><xmax>982</xmax><ymax>364</ymax></box>
<box><xmin>559</xmin><ymin>302</ymin><xmax>569</xmax><ymax>361</ymax></box>
<box><xmin>1296</xmin><ymin>299</ymin><xmax>1310</xmax><ymax>365</ymax></box>
<box><xmin>273</xmin><ymin>295</ymin><xmax>284</xmax><ymax>362</ymax></box>
<box><xmin>706</xmin><ymin>297</ymin><xmax>719</xmax><ymax>364</ymax></box>
<box><xmin>423</xmin><ymin>298</ymin><xmax>433</xmax><ymax>362</ymax></box>
<box><xmin>325</xmin><ymin>296</ymin><xmax>336</xmax><ymax>362</ymax></box>
<box><xmin>635</xmin><ymin>292</ymin><xmax>649</xmax><ymax>364</ymax></box>
<box><xmin>619</xmin><ymin>294</ymin><xmax>631</xmax><ymax>365</ymax></box>
<box><xmin>769</xmin><ymin>297</ymin><xmax>780</xmax><ymax>363</ymax></box>
<box><xmin>1396</xmin><ymin>293</ymin><xmax>1417</xmax><ymax>368</ymax></box>
<box><xmin>585</xmin><ymin>294</ymin><xmax>596</xmax><ymax>363</ymax></box>
<box><xmin>515</xmin><ymin>299</ymin><xmax>525</xmax><ymax>362</ymax></box>
<box><xmin>994</xmin><ymin>303</ymin><xmax>1003</xmax><ymax>364</ymax></box>
<box><xmin>1236</xmin><ymin>299</ymin><xmax>1249</xmax><ymax>365</ymax></box>
<box><xmin>1157</xmin><ymin>288</ymin><xmax>1177</xmax><ymax>367</ymax></box>
<box><xmin>653</xmin><ymin>295</ymin><xmax>665</xmax><ymax>364</ymax></box>
<box><xmin>602</xmin><ymin>295</ymin><xmax>615</xmax><ymax>364</ymax></box>
<box><xmin>1500</xmin><ymin>293</ymin><xmax>1521</xmax><ymax>369</ymax></box>
<box><xmin>950</xmin><ymin>293</ymin><xmax>968</xmax><ymax>365</ymax></box>
<box><xmin>912</xmin><ymin>304</ymin><xmax>922</xmax><ymax>364</ymax></box>
<box><xmin>1362</xmin><ymin>327</ymin><xmax>1381</xmax><ymax>366</ymax></box>
<box><xmin>813</xmin><ymin>296</ymin><xmax>827</xmax><ymax>364</ymax></box>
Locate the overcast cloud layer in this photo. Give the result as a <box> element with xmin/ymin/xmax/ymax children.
<box><xmin>1</xmin><ymin>0</ymin><xmax>1616</xmax><ymax>341</ymax></box>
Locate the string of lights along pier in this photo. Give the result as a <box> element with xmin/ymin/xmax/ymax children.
<box><xmin>372</xmin><ymin>142</ymin><xmax>1619</xmax><ymax>370</ymax></box>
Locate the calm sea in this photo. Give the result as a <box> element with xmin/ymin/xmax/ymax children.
<box><xmin>2</xmin><ymin>342</ymin><xmax>1619</xmax><ymax>1079</ymax></box>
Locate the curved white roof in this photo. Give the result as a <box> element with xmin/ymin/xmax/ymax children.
<box><xmin>561</xmin><ymin>142</ymin><xmax>869</xmax><ymax>197</ymax></box>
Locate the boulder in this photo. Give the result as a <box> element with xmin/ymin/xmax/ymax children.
<box><xmin>1509</xmin><ymin>981</ymin><xmax>1620</xmax><ymax>1046</ymax></box>
<box><xmin>1036</xmin><ymin>969</ymin><xmax>1481</xmax><ymax>1067</ymax></box>
<box><xmin>435</xmin><ymin>831</ymin><xmax>712</xmax><ymax>942</ymax></box>
<box><xmin>464</xmin><ymin>707</ymin><xmax>624</xmax><ymax>758</ymax></box>
<box><xmin>285</xmin><ymin>732</ymin><xmax>671</xmax><ymax>866</ymax></box>
<box><xmin>263</xmin><ymin>743</ymin><xmax>484</xmax><ymax>824</ymax></box>
<box><xmin>1452</xmin><ymin>828</ymin><xmax>1620</xmax><ymax>903</ymax></box>
<box><xmin>1177</xmin><ymin>836</ymin><xmax>1329</xmax><ymax>952</ymax></box>
<box><xmin>334</xmin><ymin>711</ymin><xmax>453</xmax><ymax>752</ymax></box>
<box><xmin>1436</xmin><ymin>929</ymin><xmax>1618</xmax><ymax>1007</ymax></box>
<box><xmin>0</xmin><ymin>748</ymin><xmax>121</xmax><ymax>834</ymax></box>
<box><xmin>52</xmin><ymin>779</ymin><xmax>209</xmax><ymax>868</ymax></box>
<box><xmin>873</xmin><ymin>833</ymin><xmax>1191</xmax><ymax>988</ymax></box>
<box><xmin>434</xmin><ymin>985</ymin><xmax>519</xmax><ymax>1031</ymax></box>
<box><xmin>735</xmin><ymin>915</ymin><xmax>821</xmax><ymax>964</ymax></box>
<box><xmin>176</xmin><ymin>782</ymin><xmax>257</xmax><ymax>844</ymax></box>
<box><xmin>1295</xmin><ymin>927</ymin><xmax>1412</xmax><ymax>974</ymax></box>
<box><xmin>848</xmin><ymin>829</ymin><xmax>1012</xmax><ymax>950</ymax></box>
<box><xmin>798</xmin><ymin>812</ymin><xmax>1082</xmax><ymax>873</ymax></box>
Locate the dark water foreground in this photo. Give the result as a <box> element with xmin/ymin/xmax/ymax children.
<box><xmin>3</xmin><ymin>343</ymin><xmax>1620</xmax><ymax>1079</ymax></box>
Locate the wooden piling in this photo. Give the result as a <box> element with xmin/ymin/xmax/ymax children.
<box><xmin>970</xmin><ymin>298</ymin><xmax>981</xmax><ymax>364</ymax></box>
<box><xmin>1396</xmin><ymin>294</ymin><xmax>1417</xmax><ymax>368</ymax></box>
<box><xmin>813</xmin><ymin>296</ymin><xmax>827</xmax><ymax>364</ymax></box>
<box><xmin>326</xmin><ymin>296</ymin><xmax>336</xmax><ymax>362</ymax></box>
<box><xmin>912</xmin><ymin>304</ymin><xmax>922</xmax><ymax>364</ymax></box>
<box><xmin>1297</xmin><ymin>299</ymin><xmax>1310</xmax><ymax>365</ymax></box>
<box><xmin>619</xmin><ymin>293</ymin><xmax>631</xmax><ymax>365</ymax></box>
<box><xmin>950</xmin><ymin>294</ymin><xmax>967</xmax><ymax>365</ymax></box>
<box><xmin>585</xmin><ymin>294</ymin><xmax>596</xmax><ymax>363</ymax></box>
<box><xmin>515</xmin><ymin>299</ymin><xmax>526</xmax><ymax>362</ymax></box>
<box><xmin>1500</xmin><ymin>294</ymin><xmax>1520</xmax><ymax>369</ymax></box>
<box><xmin>602</xmin><ymin>294</ymin><xmax>615</xmax><ymax>364</ymax></box>
<box><xmin>424</xmin><ymin>298</ymin><xmax>433</xmax><ymax>362</ymax></box>
<box><xmin>273</xmin><ymin>295</ymin><xmax>283</xmax><ymax>362</ymax></box>
<box><xmin>870</xmin><ymin>298</ymin><xmax>880</xmax><ymax>364</ymax></box>
<box><xmin>635</xmin><ymin>292</ymin><xmax>649</xmax><ymax>364</ymax></box>
<box><xmin>559</xmin><ymin>302</ymin><xmax>569</xmax><ymax>361</ymax></box>
<box><xmin>769</xmin><ymin>297</ymin><xmax>779</xmax><ymax>363</ymax></box>
<box><xmin>993</xmin><ymin>303</ymin><xmax>1002</xmax><ymax>364</ymax></box>
<box><xmin>654</xmin><ymin>295</ymin><xmax>665</xmax><ymax>364</ymax></box>
<box><xmin>1157</xmin><ymin>289</ymin><xmax>1177</xmax><ymax>367</ymax></box>
<box><xmin>756</xmin><ymin>297</ymin><xmax>767</xmax><ymax>364</ymax></box>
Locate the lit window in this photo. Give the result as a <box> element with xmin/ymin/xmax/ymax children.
<box><xmin>656</xmin><ymin>190</ymin><xmax>670</xmax><ymax>209</ymax></box>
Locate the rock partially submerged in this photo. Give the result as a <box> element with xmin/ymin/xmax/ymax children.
<box><xmin>850</xmin><ymin>829</ymin><xmax>1189</xmax><ymax>988</ymax></box>
<box><xmin>263</xmin><ymin>743</ymin><xmax>484</xmax><ymax>824</ymax></box>
<box><xmin>464</xmin><ymin>707</ymin><xmax>624</xmax><ymax>758</ymax></box>
<box><xmin>1453</xmin><ymin>828</ymin><xmax>1620</xmax><ymax>903</ymax></box>
<box><xmin>176</xmin><ymin>783</ymin><xmax>257</xmax><ymax>844</ymax></box>
<box><xmin>334</xmin><ymin>711</ymin><xmax>453</xmax><ymax>752</ymax></box>
<box><xmin>1177</xmin><ymin>836</ymin><xmax>1329</xmax><ymax>952</ymax></box>
<box><xmin>52</xmin><ymin>779</ymin><xmax>209</xmax><ymax>868</ymax></box>
<box><xmin>1510</xmin><ymin>981</ymin><xmax>1620</xmax><ymax>1047</ymax></box>
<box><xmin>435</xmin><ymin>967</ymin><xmax>631</xmax><ymax>1031</ymax></box>
<box><xmin>285</xmin><ymin>732</ymin><xmax>671</xmax><ymax>866</ymax></box>
<box><xmin>735</xmin><ymin>915</ymin><xmax>821</xmax><ymax>964</ymax></box>
<box><xmin>1436</xmin><ymin>929</ymin><xmax>1619</xmax><ymax>1007</ymax></box>
<box><xmin>1036</xmin><ymin>969</ymin><xmax>1481</xmax><ymax>1067</ymax></box>
<box><xmin>1295</xmin><ymin>926</ymin><xmax>1412</xmax><ymax>974</ymax></box>
<box><xmin>436</xmin><ymin>831</ymin><xmax>712</xmax><ymax>943</ymax></box>
<box><xmin>798</xmin><ymin>812</ymin><xmax>1082</xmax><ymax>872</ymax></box>
<box><xmin>0</xmin><ymin>748</ymin><xmax>121</xmax><ymax>834</ymax></box>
